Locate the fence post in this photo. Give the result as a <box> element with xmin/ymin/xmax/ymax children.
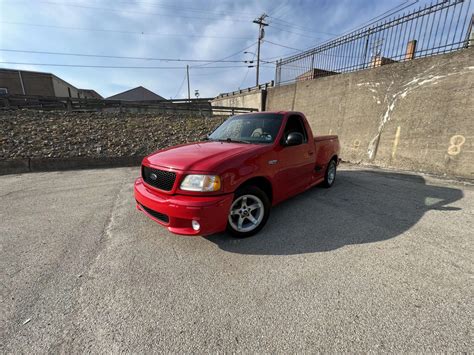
<box><xmin>467</xmin><ymin>14</ymin><xmax>474</xmax><ymax>48</ymax></box>
<box><xmin>405</xmin><ymin>40</ymin><xmax>417</xmax><ymax>60</ymax></box>
<box><xmin>66</xmin><ymin>98</ymin><xmax>72</xmax><ymax>112</ymax></box>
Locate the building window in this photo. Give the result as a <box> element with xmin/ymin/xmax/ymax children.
<box><xmin>0</xmin><ymin>88</ymin><xmax>8</xmax><ymax>96</ymax></box>
<box><xmin>67</xmin><ymin>87</ymin><xmax>71</xmax><ymax>97</ymax></box>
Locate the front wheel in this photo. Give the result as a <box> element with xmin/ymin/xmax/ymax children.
<box><xmin>227</xmin><ymin>186</ymin><xmax>270</xmax><ymax>238</ymax></box>
<box><xmin>323</xmin><ymin>159</ymin><xmax>337</xmax><ymax>188</ymax></box>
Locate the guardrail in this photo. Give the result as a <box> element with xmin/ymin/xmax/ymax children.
<box><xmin>216</xmin><ymin>81</ymin><xmax>274</xmax><ymax>98</ymax></box>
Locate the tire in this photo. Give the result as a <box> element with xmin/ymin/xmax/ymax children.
<box><xmin>227</xmin><ymin>186</ymin><xmax>271</xmax><ymax>238</ymax></box>
<box><xmin>323</xmin><ymin>159</ymin><xmax>337</xmax><ymax>188</ymax></box>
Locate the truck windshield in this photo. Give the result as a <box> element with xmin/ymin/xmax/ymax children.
<box><xmin>208</xmin><ymin>113</ymin><xmax>283</xmax><ymax>144</ymax></box>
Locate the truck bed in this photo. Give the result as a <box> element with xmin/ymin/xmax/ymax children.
<box><xmin>314</xmin><ymin>135</ymin><xmax>338</xmax><ymax>142</ymax></box>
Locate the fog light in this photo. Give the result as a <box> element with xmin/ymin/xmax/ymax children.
<box><xmin>192</xmin><ymin>220</ymin><xmax>200</xmax><ymax>231</ymax></box>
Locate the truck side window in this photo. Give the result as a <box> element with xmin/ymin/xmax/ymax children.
<box><xmin>284</xmin><ymin>115</ymin><xmax>308</xmax><ymax>143</ymax></box>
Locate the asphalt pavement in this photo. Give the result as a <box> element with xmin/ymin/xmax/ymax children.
<box><xmin>1</xmin><ymin>165</ymin><xmax>472</xmax><ymax>352</ymax></box>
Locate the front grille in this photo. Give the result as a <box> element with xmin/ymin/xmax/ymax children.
<box><xmin>139</xmin><ymin>202</ymin><xmax>170</xmax><ymax>223</ymax></box>
<box><xmin>142</xmin><ymin>165</ymin><xmax>176</xmax><ymax>191</ymax></box>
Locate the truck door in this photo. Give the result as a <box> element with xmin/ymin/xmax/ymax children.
<box><xmin>274</xmin><ymin>115</ymin><xmax>315</xmax><ymax>199</ymax></box>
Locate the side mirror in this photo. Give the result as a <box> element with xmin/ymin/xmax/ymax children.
<box><xmin>284</xmin><ymin>132</ymin><xmax>304</xmax><ymax>146</ymax></box>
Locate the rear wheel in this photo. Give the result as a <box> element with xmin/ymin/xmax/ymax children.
<box><xmin>227</xmin><ymin>186</ymin><xmax>270</xmax><ymax>238</ymax></box>
<box><xmin>323</xmin><ymin>159</ymin><xmax>337</xmax><ymax>188</ymax></box>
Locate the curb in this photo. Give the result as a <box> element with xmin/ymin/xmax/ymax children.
<box><xmin>0</xmin><ymin>156</ymin><xmax>144</xmax><ymax>176</ymax></box>
<box><xmin>0</xmin><ymin>159</ymin><xmax>30</xmax><ymax>175</ymax></box>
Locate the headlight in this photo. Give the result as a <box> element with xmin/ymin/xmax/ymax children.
<box><xmin>180</xmin><ymin>175</ymin><xmax>221</xmax><ymax>192</ymax></box>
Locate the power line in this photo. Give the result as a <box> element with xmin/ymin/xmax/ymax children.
<box><xmin>186</xmin><ymin>65</ymin><xmax>191</xmax><ymax>101</ymax></box>
<box><xmin>0</xmin><ymin>61</ymin><xmax>274</xmax><ymax>69</ymax></box>
<box><xmin>264</xmin><ymin>40</ymin><xmax>303</xmax><ymax>52</ymax></box>
<box><xmin>0</xmin><ymin>21</ymin><xmax>254</xmax><ymax>40</ymax></box>
<box><xmin>173</xmin><ymin>72</ymin><xmax>188</xmax><ymax>98</ymax></box>
<box><xmin>265</xmin><ymin>0</ymin><xmax>420</xmax><ymax>63</ymax></box>
<box><xmin>266</xmin><ymin>24</ymin><xmax>325</xmax><ymax>40</ymax></box>
<box><xmin>113</xmin><ymin>0</ymin><xmax>249</xmax><ymax>6</ymax></box>
<box><xmin>0</xmin><ymin>48</ymin><xmax>252</xmax><ymax>63</ymax></box>
<box><xmin>92</xmin><ymin>0</ymin><xmax>257</xmax><ymax>18</ymax></box>
<box><xmin>8</xmin><ymin>0</ymin><xmax>257</xmax><ymax>18</ymax></box>
<box><xmin>191</xmin><ymin>67</ymin><xmax>239</xmax><ymax>76</ymax></box>
<box><xmin>268</xmin><ymin>1</ymin><xmax>417</xmax><ymax>40</ymax></box>
<box><xmin>7</xmin><ymin>0</ymin><xmax>253</xmax><ymax>24</ymax></box>
<box><xmin>270</xmin><ymin>2</ymin><xmax>293</xmax><ymax>19</ymax></box>
<box><xmin>268</xmin><ymin>17</ymin><xmax>338</xmax><ymax>36</ymax></box>
<box><xmin>239</xmin><ymin>49</ymin><xmax>257</xmax><ymax>89</ymax></box>
<box><xmin>193</xmin><ymin>42</ymin><xmax>258</xmax><ymax>68</ymax></box>
<box><xmin>261</xmin><ymin>50</ymin><xmax>303</xmax><ymax>61</ymax></box>
<box><xmin>267</xmin><ymin>1</ymin><xmax>289</xmax><ymax>18</ymax></box>
<box><xmin>339</xmin><ymin>0</ymin><xmax>419</xmax><ymax>35</ymax></box>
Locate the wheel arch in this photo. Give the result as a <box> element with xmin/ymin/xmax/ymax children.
<box><xmin>236</xmin><ymin>176</ymin><xmax>273</xmax><ymax>203</ymax></box>
<box><xmin>331</xmin><ymin>154</ymin><xmax>339</xmax><ymax>164</ymax></box>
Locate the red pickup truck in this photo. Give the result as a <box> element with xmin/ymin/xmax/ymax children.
<box><xmin>134</xmin><ymin>111</ymin><xmax>340</xmax><ymax>237</ymax></box>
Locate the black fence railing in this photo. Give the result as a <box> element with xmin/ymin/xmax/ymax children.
<box><xmin>216</xmin><ymin>81</ymin><xmax>274</xmax><ymax>98</ymax></box>
<box><xmin>275</xmin><ymin>0</ymin><xmax>473</xmax><ymax>85</ymax></box>
<box><xmin>0</xmin><ymin>94</ymin><xmax>258</xmax><ymax>115</ymax></box>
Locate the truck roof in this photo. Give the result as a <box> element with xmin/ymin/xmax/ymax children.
<box><xmin>240</xmin><ymin>111</ymin><xmax>301</xmax><ymax>116</ymax></box>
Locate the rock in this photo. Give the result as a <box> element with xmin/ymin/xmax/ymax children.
<box><xmin>0</xmin><ymin>110</ymin><xmax>226</xmax><ymax>160</ymax></box>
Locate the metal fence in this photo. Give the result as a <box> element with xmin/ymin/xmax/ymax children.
<box><xmin>216</xmin><ymin>81</ymin><xmax>274</xmax><ymax>98</ymax></box>
<box><xmin>275</xmin><ymin>0</ymin><xmax>473</xmax><ymax>85</ymax></box>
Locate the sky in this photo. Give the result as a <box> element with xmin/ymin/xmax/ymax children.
<box><xmin>0</xmin><ymin>0</ymin><xmax>431</xmax><ymax>99</ymax></box>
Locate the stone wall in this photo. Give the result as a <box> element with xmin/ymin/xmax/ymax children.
<box><xmin>266</xmin><ymin>48</ymin><xmax>474</xmax><ymax>179</ymax></box>
<box><xmin>0</xmin><ymin>110</ymin><xmax>225</xmax><ymax>161</ymax></box>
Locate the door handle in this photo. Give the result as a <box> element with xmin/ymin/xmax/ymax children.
<box><xmin>308</xmin><ymin>151</ymin><xmax>314</xmax><ymax>155</ymax></box>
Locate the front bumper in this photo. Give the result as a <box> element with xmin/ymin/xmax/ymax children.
<box><xmin>134</xmin><ymin>178</ymin><xmax>234</xmax><ymax>236</ymax></box>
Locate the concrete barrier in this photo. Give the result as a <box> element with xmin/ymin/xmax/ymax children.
<box><xmin>0</xmin><ymin>159</ymin><xmax>30</xmax><ymax>175</ymax></box>
<box><xmin>211</xmin><ymin>90</ymin><xmax>264</xmax><ymax>112</ymax></box>
<box><xmin>266</xmin><ymin>48</ymin><xmax>474</xmax><ymax>179</ymax></box>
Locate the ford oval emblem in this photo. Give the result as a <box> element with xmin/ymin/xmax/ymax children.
<box><xmin>149</xmin><ymin>173</ymin><xmax>158</xmax><ymax>180</ymax></box>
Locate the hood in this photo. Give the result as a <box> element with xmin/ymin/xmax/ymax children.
<box><xmin>144</xmin><ymin>141</ymin><xmax>262</xmax><ymax>172</ymax></box>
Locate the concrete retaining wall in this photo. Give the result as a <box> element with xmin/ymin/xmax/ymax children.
<box><xmin>0</xmin><ymin>156</ymin><xmax>143</xmax><ymax>175</ymax></box>
<box><xmin>266</xmin><ymin>48</ymin><xmax>474</xmax><ymax>179</ymax></box>
<box><xmin>211</xmin><ymin>90</ymin><xmax>263</xmax><ymax>112</ymax></box>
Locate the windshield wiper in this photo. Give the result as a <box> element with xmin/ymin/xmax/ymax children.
<box><xmin>211</xmin><ymin>138</ymin><xmax>250</xmax><ymax>144</ymax></box>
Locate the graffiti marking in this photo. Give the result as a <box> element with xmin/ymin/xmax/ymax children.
<box><xmin>447</xmin><ymin>135</ymin><xmax>465</xmax><ymax>156</ymax></box>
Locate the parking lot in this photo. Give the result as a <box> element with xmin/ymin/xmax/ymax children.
<box><xmin>1</xmin><ymin>165</ymin><xmax>472</xmax><ymax>352</ymax></box>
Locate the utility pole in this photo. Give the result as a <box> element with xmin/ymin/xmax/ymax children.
<box><xmin>253</xmin><ymin>13</ymin><xmax>268</xmax><ymax>87</ymax></box>
<box><xmin>186</xmin><ymin>65</ymin><xmax>191</xmax><ymax>102</ymax></box>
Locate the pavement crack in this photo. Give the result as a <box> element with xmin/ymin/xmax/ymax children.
<box><xmin>51</xmin><ymin>176</ymin><xmax>132</xmax><ymax>351</ymax></box>
<box><xmin>102</xmin><ymin>181</ymin><xmax>128</xmax><ymax>241</ymax></box>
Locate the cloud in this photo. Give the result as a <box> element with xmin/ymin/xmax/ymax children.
<box><xmin>0</xmin><ymin>0</ymin><xmax>416</xmax><ymax>98</ymax></box>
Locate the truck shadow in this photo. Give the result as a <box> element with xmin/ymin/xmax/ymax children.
<box><xmin>206</xmin><ymin>169</ymin><xmax>464</xmax><ymax>255</ymax></box>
